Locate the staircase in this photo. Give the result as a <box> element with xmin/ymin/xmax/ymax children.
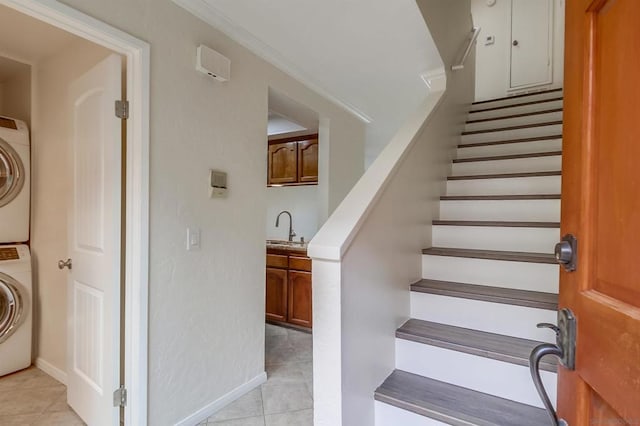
<box><xmin>374</xmin><ymin>88</ymin><xmax>563</xmax><ymax>425</ymax></box>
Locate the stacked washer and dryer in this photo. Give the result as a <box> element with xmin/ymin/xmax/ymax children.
<box><xmin>0</xmin><ymin>115</ymin><xmax>32</xmax><ymax>377</ymax></box>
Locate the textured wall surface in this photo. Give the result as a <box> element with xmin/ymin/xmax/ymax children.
<box><xmin>48</xmin><ymin>1</ymin><xmax>366</xmax><ymax>423</ymax></box>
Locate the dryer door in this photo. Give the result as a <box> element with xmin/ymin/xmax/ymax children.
<box><xmin>0</xmin><ymin>272</ymin><xmax>23</xmax><ymax>344</ymax></box>
<box><xmin>0</xmin><ymin>137</ymin><xmax>25</xmax><ymax>208</ymax></box>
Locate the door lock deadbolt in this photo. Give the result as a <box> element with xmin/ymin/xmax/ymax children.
<box><xmin>555</xmin><ymin>234</ymin><xmax>577</xmax><ymax>272</ymax></box>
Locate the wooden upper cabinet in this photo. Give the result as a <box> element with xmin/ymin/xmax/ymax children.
<box><xmin>267</xmin><ymin>134</ymin><xmax>318</xmax><ymax>186</ymax></box>
<box><xmin>297</xmin><ymin>139</ymin><xmax>318</xmax><ymax>183</ymax></box>
<box><xmin>268</xmin><ymin>142</ymin><xmax>297</xmax><ymax>185</ymax></box>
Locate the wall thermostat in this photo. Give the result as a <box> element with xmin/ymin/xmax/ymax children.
<box><xmin>209</xmin><ymin>169</ymin><xmax>227</xmax><ymax>198</ymax></box>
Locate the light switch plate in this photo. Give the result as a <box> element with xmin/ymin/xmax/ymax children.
<box><xmin>186</xmin><ymin>228</ymin><xmax>201</xmax><ymax>251</ymax></box>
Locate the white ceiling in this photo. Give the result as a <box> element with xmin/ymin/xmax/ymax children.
<box><xmin>174</xmin><ymin>0</ymin><xmax>443</xmax><ymax>165</ymax></box>
<box><xmin>0</xmin><ymin>3</ymin><xmax>77</xmax><ymax>64</ymax></box>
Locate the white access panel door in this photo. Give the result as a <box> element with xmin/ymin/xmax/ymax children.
<box><xmin>66</xmin><ymin>53</ymin><xmax>122</xmax><ymax>426</ymax></box>
<box><xmin>510</xmin><ymin>0</ymin><xmax>553</xmax><ymax>89</ymax></box>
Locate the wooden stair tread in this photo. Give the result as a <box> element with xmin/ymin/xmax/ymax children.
<box><xmin>411</xmin><ymin>279</ymin><xmax>558</xmax><ymax>311</ymax></box>
<box><xmin>453</xmin><ymin>151</ymin><xmax>562</xmax><ymax>163</ymax></box>
<box><xmin>375</xmin><ymin>370</ymin><xmax>549</xmax><ymax>426</ymax></box>
<box><xmin>448</xmin><ymin>171</ymin><xmax>561</xmax><ymax>181</ymax></box>
<box><xmin>459</xmin><ymin>134</ymin><xmax>562</xmax><ymax>148</ymax></box>
<box><xmin>470</xmin><ymin>97</ymin><xmax>563</xmax><ymax>115</ymax></box>
<box><xmin>433</xmin><ymin>220</ymin><xmax>559</xmax><ymax>228</ymax></box>
<box><xmin>396</xmin><ymin>319</ymin><xmax>557</xmax><ymax>371</ymax></box>
<box><xmin>466</xmin><ymin>108</ymin><xmax>563</xmax><ymax>124</ymax></box>
<box><xmin>472</xmin><ymin>88</ymin><xmax>563</xmax><ymax>105</ymax></box>
<box><xmin>462</xmin><ymin>121</ymin><xmax>563</xmax><ymax>136</ymax></box>
<box><xmin>422</xmin><ymin>247</ymin><xmax>557</xmax><ymax>264</ymax></box>
<box><xmin>441</xmin><ymin>194</ymin><xmax>561</xmax><ymax>200</ymax></box>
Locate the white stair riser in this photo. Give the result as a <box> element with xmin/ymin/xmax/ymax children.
<box><xmin>410</xmin><ymin>292</ymin><xmax>557</xmax><ymax>342</ymax></box>
<box><xmin>446</xmin><ymin>176</ymin><xmax>561</xmax><ymax>196</ymax></box>
<box><xmin>422</xmin><ymin>255</ymin><xmax>559</xmax><ymax>293</ymax></box>
<box><xmin>440</xmin><ymin>199</ymin><xmax>560</xmax><ymax>221</ymax></box>
<box><xmin>462</xmin><ymin>124</ymin><xmax>563</xmax><ymax>144</ymax></box>
<box><xmin>465</xmin><ymin>111</ymin><xmax>563</xmax><ymax>133</ymax></box>
<box><xmin>375</xmin><ymin>401</ymin><xmax>447</xmax><ymax>426</ymax></box>
<box><xmin>395</xmin><ymin>339</ymin><xmax>557</xmax><ymax>409</ymax></box>
<box><xmin>457</xmin><ymin>139</ymin><xmax>562</xmax><ymax>159</ymax></box>
<box><xmin>469</xmin><ymin>99</ymin><xmax>563</xmax><ymax>121</ymax></box>
<box><xmin>432</xmin><ymin>225</ymin><xmax>559</xmax><ymax>252</ymax></box>
<box><xmin>452</xmin><ymin>155</ymin><xmax>561</xmax><ymax>175</ymax></box>
<box><xmin>471</xmin><ymin>91</ymin><xmax>563</xmax><ymax>111</ymax></box>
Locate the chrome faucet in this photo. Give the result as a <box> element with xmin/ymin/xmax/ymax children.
<box><xmin>275</xmin><ymin>210</ymin><xmax>296</xmax><ymax>242</ymax></box>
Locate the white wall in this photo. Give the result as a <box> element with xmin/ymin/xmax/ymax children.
<box><xmin>266</xmin><ymin>186</ymin><xmax>318</xmax><ymax>242</ymax></box>
<box><xmin>0</xmin><ymin>64</ymin><xmax>31</xmax><ymax>126</ymax></box>
<box><xmin>44</xmin><ymin>1</ymin><xmax>367</xmax><ymax>424</ymax></box>
<box><xmin>308</xmin><ymin>1</ymin><xmax>474</xmax><ymax>424</ymax></box>
<box><xmin>30</xmin><ymin>37</ymin><xmax>112</xmax><ymax>377</ymax></box>
<box><xmin>472</xmin><ymin>0</ymin><xmax>565</xmax><ymax>101</ymax></box>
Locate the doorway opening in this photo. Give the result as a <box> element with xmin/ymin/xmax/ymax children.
<box><xmin>0</xmin><ymin>1</ymin><xmax>149</xmax><ymax>425</ymax></box>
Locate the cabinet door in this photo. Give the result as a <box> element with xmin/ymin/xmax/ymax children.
<box><xmin>268</xmin><ymin>142</ymin><xmax>297</xmax><ymax>185</ymax></box>
<box><xmin>297</xmin><ymin>139</ymin><xmax>318</xmax><ymax>183</ymax></box>
<box><xmin>266</xmin><ymin>267</ymin><xmax>288</xmax><ymax>322</ymax></box>
<box><xmin>288</xmin><ymin>271</ymin><xmax>312</xmax><ymax>328</ymax></box>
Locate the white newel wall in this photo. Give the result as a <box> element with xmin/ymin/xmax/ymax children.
<box><xmin>307</xmin><ymin>1</ymin><xmax>475</xmax><ymax>424</ymax></box>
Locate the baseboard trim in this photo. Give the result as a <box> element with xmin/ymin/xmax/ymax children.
<box><xmin>35</xmin><ymin>357</ymin><xmax>67</xmax><ymax>385</ymax></box>
<box><xmin>174</xmin><ymin>371</ymin><xmax>267</xmax><ymax>426</ymax></box>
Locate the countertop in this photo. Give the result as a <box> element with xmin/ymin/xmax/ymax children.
<box><xmin>266</xmin><ymin>240</ymin><xmax>309</xmax><ymax>254</ymax></box>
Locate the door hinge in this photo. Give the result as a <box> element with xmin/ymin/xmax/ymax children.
<box><xmin>113</xmin><ymin>385</ymin><xmax>127</xmax><ymax>407</ymax></box>
<box><xmin>115</xmin><ymin>100</ymin><xmax>129</xmax><ymax>120</ymax></box>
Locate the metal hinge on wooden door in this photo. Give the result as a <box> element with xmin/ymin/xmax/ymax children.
<box><xmin>115</xmin><ymin>100</ymin><xmax>129</xmax><ymax>119</ymax></box>
<box><xmin>113</xmin><ymin>385</ymin><xmax>127</xmax><ymax>407</ymax></box>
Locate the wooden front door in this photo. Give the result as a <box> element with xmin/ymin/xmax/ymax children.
<box><xmin>559</xmin><ymin>0</ymin><xmax>640</xmax><ymax>424</ymax></box>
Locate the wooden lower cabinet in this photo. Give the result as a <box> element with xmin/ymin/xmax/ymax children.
<box><xmin>266</xmin><ymin>267</ymin><xmax>288</xmax><ymax>322</ymax></box>
<box><xmin>265</xmin><ymin>249</ymin><xmax>312</xmax><ymax>329</ymax></box>
<box><xmin>287</xmin><ymin>271</ymin><xmax>312</xmax><ymax>328</ymax></box>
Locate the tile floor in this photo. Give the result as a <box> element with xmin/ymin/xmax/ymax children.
<box><xmin>0</xmin><ymin>366</ymin><xmax>85</xmax><ymax>425</ymax></box>
<box><xmin>198</xmin><ymin>324</ymin><xmax>313</xmax><ymax>426</ymax></box>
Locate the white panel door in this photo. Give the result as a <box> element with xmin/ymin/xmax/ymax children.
<box><xmin>510</xmin><ymin>0</ymin><xmax>553</xmax><ymax>89</ymax></box>
<box><xmin>67</xmin><ymin>53</ymin><xmax>122</xmax><ymax>426</ymax></box>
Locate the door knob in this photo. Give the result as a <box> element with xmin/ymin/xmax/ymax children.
<box><xmin>512</xmin><ymin>40</ymin><xmax>519</xmax><ymax>46</ymax></box>
<box><xmin>58</xmin><ymin>258</ymin><xmax>72</xmax><ymax>270</ymax></box>
<box><xmin>554</xmin><ymin>234</ymin><xmax>577</xmax><ymax>272</ymax></box>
